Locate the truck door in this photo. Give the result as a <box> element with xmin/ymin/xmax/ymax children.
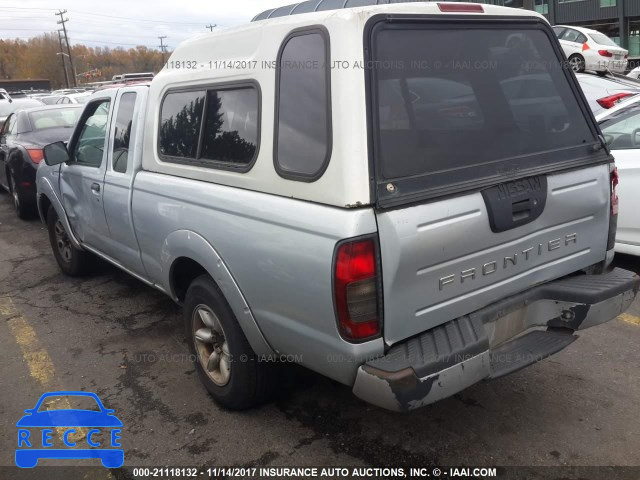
<box><xmin>60</xmin><ymin>95</ymin><xmax>113</xmax><ymax>247</ymax></box>
<box><xmin>100</xmin><ymin>86</ymin><xmax>148</xmax><ymax>277</ymax></box>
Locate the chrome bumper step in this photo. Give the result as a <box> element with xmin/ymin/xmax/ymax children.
<box><xmin>487</xmin><ymin>330</ymin><xmax>577</xmax><ymax>380</ymax></box>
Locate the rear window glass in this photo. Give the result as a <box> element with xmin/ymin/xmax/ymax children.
<box><xmin>590</xmin><ymin>33</ymin><xmax>618</xmax><ymax>47</ymax></box>
<box><xmin>370</xmin><ymin>24</ymin><xmax>599</xmax><ymax>201</ymax></box>
<box><xmin>29</xmin><ymin>107</ymin><xmax>81</xmax><ymax>131</ymax></box>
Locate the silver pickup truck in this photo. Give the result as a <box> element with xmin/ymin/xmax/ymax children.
<box><xmin>37</xmin><ymin>1</ymin><xmax>638</xmax><ymax>412</ymax></box>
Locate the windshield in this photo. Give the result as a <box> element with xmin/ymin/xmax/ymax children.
<box><xmin>369</xmin><ymin>22</ymin><xmax>601</xmax><ymax>204</ymax></box>
<box><xmin>29</xmin><ymin>107</ymin><xmax>81</xmax><ymax>130</ymax></box>
<box><xmin>600</xmin><ymin>103</ymin><xmax>640</xmax><ymax>149</ymax></box>
<box><xmin>589</xmin><ymin>33</ymin><xmax>619</xmax><ymax>47</ymax></box>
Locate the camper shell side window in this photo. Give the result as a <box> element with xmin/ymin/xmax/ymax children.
<box><xmin>274</xmin><ymin>26</ymin><xmax>332</xmax><ymax>182</ymax></box>
<box><xmin>158</xmin><ymin>81</ymin><xmax>261</xmax><ymax>173</ymax></box>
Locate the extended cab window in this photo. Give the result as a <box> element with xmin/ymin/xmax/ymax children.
<box><xmin>275</xmin><ymin>30</ymin><xmax>331</xmax><ymax>181</ymax></box>
<box><xmin>159</xmin><ymin>90</ymin><xmax>205</xmax><ymax>159</ymax></box>
<box><xmin>112</xmin><ymin>92</ymin><xmax>137</xmax><ymax>173</ymax></box>
<box><xmin>369</xmin><ymin>22</ymin><xmax>602</xmax><ymax>206</ymax></box>
<box><xmin>72</xmin><ymin>99</ymin><xmax>110</xmax><ymax>167</ymax></box>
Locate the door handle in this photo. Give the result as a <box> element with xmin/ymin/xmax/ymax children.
<box><xmin>91</xmin><ymin>182</ymin><xmax>101</xmax><ymax>194</ymax></box>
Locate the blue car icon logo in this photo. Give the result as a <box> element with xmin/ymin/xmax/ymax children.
<box><xmin>15</xmin><ymin>391</ymin><xmax>123</xmax><ymax>468</ymax></box>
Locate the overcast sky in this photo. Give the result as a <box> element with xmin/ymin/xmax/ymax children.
<box><xmin>0</xmin><ymin>0</ymin><xmax>288</xmax><ymax>50</ymax></box>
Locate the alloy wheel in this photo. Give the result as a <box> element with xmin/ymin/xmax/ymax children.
<box><xmin>9</xmin><ymin>175</ymin><xmax>19</xmax><ymax>212</ymax></box>
<box><xmin>569</xmin><ymin>56</ymin><xmax>584</xmax><ymax>72</ymax></box>
<box><xmin>192</xmin><ymin>304</ymin><xmax>231</xmax><ymax>386</ymax></box>
<box><xmin>54</xmin><ymin>220</ymin><xmax>72</xmax><ymax>263</ymax></box>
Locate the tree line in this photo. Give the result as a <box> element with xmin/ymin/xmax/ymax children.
<box><xmin>0</xmin><ymin>32</ymin><xmax>167</xmax><ymax>88</ymax></box>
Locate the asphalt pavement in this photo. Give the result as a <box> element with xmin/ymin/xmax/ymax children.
<box><xmin>0</xmin><ymin>193</ymin><xmax>639</xmax><ymax>478</ymax></box>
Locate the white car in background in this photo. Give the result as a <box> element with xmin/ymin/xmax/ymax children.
<box><xmin>553</xmin><ymin>25</ymin><xmax>628</xmax><ymax>74</ymax></box>
<box><xmin>55</xmin><ymin>92</ymin><xmax>92</xmax><ymax>105</ymax></box>
<box><xmin>626</xmin><ymin>66</ymin><xmax>640</xmax><ymax>79</ymax></box>
<box><xmin>597</xmin><ymin>96</ymin><xmax>640</xmax><ymax>255</ymax></box>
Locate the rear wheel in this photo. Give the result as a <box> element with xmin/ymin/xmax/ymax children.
<box><xmin>185</xmin><ymin>274</ymin><xmax>277</xmax><ymax>409</ymax></box>
<box><xmin>46</xmin><ymin>205</ymin><xmax>93</xmax><ymax>276</ymax></box>
<box><xmin>9</xmin><ymin>172</ymin><xmax>35</xmax><ymax>219</ymax></box>
<box><xmin>568</xmin><ymin>54</ymin><xmax>586</xmax><ymax>73</ymax></box>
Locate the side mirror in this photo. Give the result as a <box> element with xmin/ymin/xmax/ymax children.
<box><xmin>43</xmin><ymin>141</ymin><xmax>70</xmax><ymax>166</ymax></box>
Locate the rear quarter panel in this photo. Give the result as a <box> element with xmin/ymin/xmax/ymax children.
<box><xmin>132</xmin><ymin>172</ymin><xmax>383</xmax><ymax>385</ymax></box>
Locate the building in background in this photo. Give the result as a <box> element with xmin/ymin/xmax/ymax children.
<box><xmin>0</xmin><ymin>79</ymin><xmax>51</xmax><ymax>94</ymax></box>
<box><xmin>489</xmin><ymin>0</ymin><xmax>640</xmax><ymax>62</ymax></box>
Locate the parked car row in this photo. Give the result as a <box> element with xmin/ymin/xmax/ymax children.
<box><xmin>39</xmin><ymin>92</ymin><xmax>92</xmax><ymax>105</ymax></box>
<box><xmin>0</xmin><ymin>105</ymin><xmax>82</xmax><ymax>218</ymax></box>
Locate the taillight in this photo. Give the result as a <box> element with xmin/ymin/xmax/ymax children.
<box><xmin>334</xmin><ymin>237</ymin><xmax>381</xmax><ymax>341</ymax></box>
<box><xmin>607</xmin><ymin>165</ymin><xmax>619</xmax><ymax>250</ymax></box>
<box><xmin>26</xmin><ymin>148</ymin><xmax>44</xmax><ymax>164</ymax></box>
<box><xmin>437</xmin><ymin>3</ymin><xmax>484</xmax><ymax>12</ymax></box>
<box><xmin>598</xmin><ymin>50</ymin><xmax>613</xmax><ymax>57</ymax></box>
<box><xmin>596</xmin><ymin>93</ymin><xmax>633</xmax><ymax>109</ymax></box>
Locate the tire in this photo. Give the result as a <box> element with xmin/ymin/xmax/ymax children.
<box><xmin>568</xmin><ymin>54</ymin><xmax>586</xmax><ymax>73</ymax></box>
<box><xmin>46</xmin><ymin>205</ymin><xmax>93</xmax><ymax>276</ymax></box>
<box><xmin>184</xmin><ymin>274</ymin><xmax>277</xmax><ymax>409</ymax></box>
<box><xmin>8</xmin><ymin>172</ymin><xmax>35</xmax><ymax>220</ymax></box>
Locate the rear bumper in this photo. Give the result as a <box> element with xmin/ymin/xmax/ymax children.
<box><xmin>615</xmin><ymin>241</ymin><xmax>640</xmax><ymax>257</ymax></box>
<box><xmin>586</xmin><ymin>57</ymin><xmax>627</xmax><ymax>73</ymax></box>
<box><xmin>353</xmin><ymin>268</ymin><xmax>639</xmax><ymax>412</ymax></box>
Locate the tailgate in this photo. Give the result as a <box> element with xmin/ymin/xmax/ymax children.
<box><xmin>377</xmin><ymin>165</ymin><xmax>610</xmax><ymax>344</ymax></box>
<box><xmin>366</xmin><ymin>17</ymin><xmax>613</xmax><ymax>344</ymax></box>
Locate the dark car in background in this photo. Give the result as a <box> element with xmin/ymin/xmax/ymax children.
<box><xmin>0</xmin><ymin>104</ymin><xmax>82</xmax><ymax>218</ymax></box>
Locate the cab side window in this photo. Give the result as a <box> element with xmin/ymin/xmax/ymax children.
<box><xmin>275</xmin><ymin>29</ymin><xmax>331</xmax><ymax>181</ymax></box>
<box><xmin>72</xmin><ymin>99</ymin><xmax>111</xmax><ymax>167</ymax></box>
<box><xmin>561</xmin><ymin>29</ymin><xmax>581</xmax><ymax>43</ymax></box>
<box><xmin>112</xmin><ymin>92</ymin><xmax>137</xmax><ymax>173</ymax></box>
<box><xmin>576</xmin><ymin>33</ymin><xmax>588</xmax><ymax>44</ymax></box>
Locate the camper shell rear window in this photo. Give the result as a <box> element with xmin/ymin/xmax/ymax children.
<box><xmin>366</xmin><ymin>16</ymin><xmax>609</xmax><ymax>208</ymax></box>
